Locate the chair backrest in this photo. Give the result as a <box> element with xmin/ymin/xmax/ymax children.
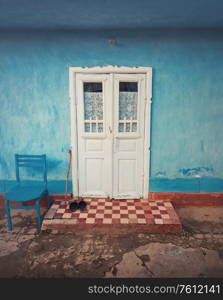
<box><xmin>15</xmin><ymin>154</ymin><xmax>47</xmax><ymax>186</ymax></box>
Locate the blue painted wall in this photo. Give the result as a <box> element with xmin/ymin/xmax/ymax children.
<box><xmin>0</xmin><ymin>29</ymin><xmax>223</xmax><ymax>193</ymax></box>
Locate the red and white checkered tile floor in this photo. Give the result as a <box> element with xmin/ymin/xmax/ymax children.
<box><xmin>42</xmin><ymin>198</ymin><xmax>182</xmax><ymax>233</ymax></box>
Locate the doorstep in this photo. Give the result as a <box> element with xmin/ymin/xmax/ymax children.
<box><xmin>41</xmin><ymin>198</ymin><xmax>182</xmax><ymax>233</ymax></box>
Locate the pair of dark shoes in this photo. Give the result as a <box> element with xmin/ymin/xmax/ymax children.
<box><xmin>69</xmin><ymin>200</ymin><xmax>87</xmax><ymax>212</ymax></box>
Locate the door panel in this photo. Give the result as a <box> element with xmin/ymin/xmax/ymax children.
<box><xmin>113</xmin><ymin>74</ymin><xmax>146</xmax><ymax>199</ymax></box>
<box><xmin>118</xmin><ymin>159</ymin><xmax>136</xmax><ymax>193</ymax></box>
<box><xmin>76</xmin><ymin>74</ymin><xmax>111</xmax><ymax>197</ymax></box>
<box><xmin>85</xmin><ymin>158</ymin><xmax>104</xmax><ymax>191</ymax></box>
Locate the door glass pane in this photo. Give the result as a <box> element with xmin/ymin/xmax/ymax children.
<box><xmin>84</xmin><ymin>123</ymin><xmax>90</xmax><ymax>132</ymax></box>
<box><xmin>92</xmin><ymin>123</ymin><xmax>97</xmax><ymax>132</ymax></box>
<box><xmin>119</xmin><ymin>82</ymin><xmax>138</xmax><ymax>132</ymax></box>
<box><xmin>119</xmin><ymin>123</ymin><xmax>124</xmax><ymax>132</ymax></box>
<box><xmin>132</xmin><ymin>122</ymin><xmax>137</xmax><ymax>132</ymax></box>
<box><xmin>126</xmin><ymin>123</ymin><xmax>131</xmax><ymax>132</ymax></box>
<box><xmin>98</xmin><ymin>123</ymin><xmax>103</xmax><ymax>132</ymax></box>
<box><xmin>83</xmin><ymin>82</ymin><xmax>103</xmax><ymax>133</ymax></box>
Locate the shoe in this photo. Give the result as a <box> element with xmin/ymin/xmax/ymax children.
<box><xmin>69</xmin><ymin>201</ymin><xmax>78</xmax><ymax>212</ymax></box>
<box><xmin>78</xmin><ymin>200</ymin><xmax>87</xmax><ymax>211</ymax></box>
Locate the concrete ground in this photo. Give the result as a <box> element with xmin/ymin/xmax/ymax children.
<box><xmin>0</xmin><ymin>206</ymin><xmax>223</xmax><ymax>278</ymax></box>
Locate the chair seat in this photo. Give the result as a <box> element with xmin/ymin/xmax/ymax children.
<box><xmin>4</xmin><ymin>185</ymin><xmax>47</xmax><ymax>202</ymax></box>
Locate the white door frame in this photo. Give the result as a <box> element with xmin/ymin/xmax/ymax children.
<box><xmin>69</xmin><ymin>65</ymin><xmax>152</xmax><ymax>199</ymax></box>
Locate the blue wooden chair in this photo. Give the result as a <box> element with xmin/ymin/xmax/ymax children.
<box><xmin>3</xmin><ymin>154</ymin><xmax>52</xmax><ymax>232</ymax></box>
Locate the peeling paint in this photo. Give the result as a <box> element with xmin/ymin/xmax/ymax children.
<box><xmin>179</xmin><ymin>167</ymin><xmax>214</xmax><ymax>177</ymax></box>
<box><xmin>155</xmin><ymin>171</ymin><xmax>166</xmax><ymax>177</ymax></box>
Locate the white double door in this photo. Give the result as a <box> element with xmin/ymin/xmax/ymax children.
<box><xmin>76</xmin><ymin>73</ymin><xmax>146</xmax><ymax>199</ymax></box>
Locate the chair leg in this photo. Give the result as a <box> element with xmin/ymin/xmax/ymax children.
<box><xmin>46</xmin><ymin>194</ymin><xmax>52</xmax><ymax>209</ymax></box>
<box><xmin>4</xmin><ymin>199</ymin><xmax>13</xmax><ymax>231</ymax></box>
<box><xmin>36</xmin><ymin>199</ymin><xmax>42</xmax><ymax>232</ymax></box>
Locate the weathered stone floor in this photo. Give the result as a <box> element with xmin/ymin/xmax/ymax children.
<box><xmin>0</xmin><ymin>206</ymin><xmax>223</xmax><ymax>277</ymax></box>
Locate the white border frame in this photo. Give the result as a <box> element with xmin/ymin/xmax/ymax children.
<box><xmin>69</xmin><ymin>65</ymin><xmax>152</xmax><ymax>199</ymax></box>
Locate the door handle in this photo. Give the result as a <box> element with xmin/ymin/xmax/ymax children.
<box><xmin>109</xmin><ymin>126</ymin><xmax>112</xmax><ymax>134</ymax></box>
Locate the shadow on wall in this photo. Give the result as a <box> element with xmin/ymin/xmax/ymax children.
<box><xmin>22</xmin><ymin>157</ymin><xmax>63</xmax><ymax>177</ymax></box>
<box><xmin>0</xmin><ymin>156</ymin><xmax>10</xmax><ymax>178</ymax></box>
<box><xmin>0</xmin><ymin>155</ymin><xmax>69</xmax><ymax>193</ymax></box>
